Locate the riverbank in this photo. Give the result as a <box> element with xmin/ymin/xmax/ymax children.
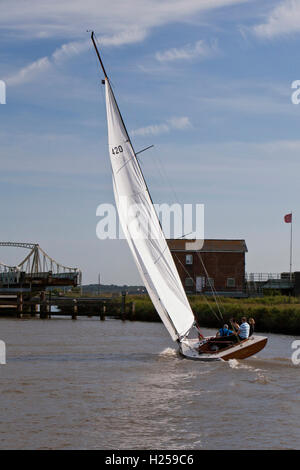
<box><xmin>2</xmin><ymin>292</ymin><xmax>299</xmax><ymax>335</ymax></box>
<box><xmin>127</xmin><ymin>294</ymin><xmax>300</xmax><ymax>335</ymax></box>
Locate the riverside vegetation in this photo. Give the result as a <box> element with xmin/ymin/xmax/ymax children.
<box><xmin>126</xmin><ymin>294</ymin><xmax>300</xmax><ymax>336</ymax></box>
<box><xmin>62</xmin><ymin>290</ymin><xmax>300</xmax><ymax>335</ymax></box>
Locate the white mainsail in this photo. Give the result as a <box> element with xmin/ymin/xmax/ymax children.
<box><xmin>104</xmin><ymin>77</ymin><xmax>195</xmax><ymax>341</ymax></box>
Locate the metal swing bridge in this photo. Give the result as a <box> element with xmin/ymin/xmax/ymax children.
<box><xmin>0</xmin><ymin>242</ymin><xmax>81</xmax><ymax>291</ymax></box>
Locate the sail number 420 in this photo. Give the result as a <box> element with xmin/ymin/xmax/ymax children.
<box><xmin>111</xmin><ymin>146</ymin><xmax>123</xmax><ymax>155</ymax></box>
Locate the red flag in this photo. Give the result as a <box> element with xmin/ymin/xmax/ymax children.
<box><xmin>284</xmin><ymin>213</ymin><xmax>292</xmax><ymax>223</ymax></box>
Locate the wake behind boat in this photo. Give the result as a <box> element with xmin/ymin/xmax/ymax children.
<box><xmin>91</xmin><ymin>32</ymin><xmax>267</xmax><ymax>361</ymax></box>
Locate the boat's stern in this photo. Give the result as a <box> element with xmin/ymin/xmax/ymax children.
<box><xmin>179</xmin><ymin>338</ymin><xmax>222</xmax><ymax>361</ymax></box>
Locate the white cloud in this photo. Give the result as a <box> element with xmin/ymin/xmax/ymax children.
<box><xmin>131</xmin><ymin>116</ymin><xmax>192</xmax><ymax>136</ymax></box>
<box><xmin>155</xmin><ymin>40</ymin><xmax>218</xmax><ymax>62</ymax></box>
<box><xmin>167</xmin><ymin>116</ymin><xmax>192</xmax><ymax>129</ymax></box>
<box><xmin>132</xmin><ymin>123</ymin><xmax>170</xmax><ymax>136</ymax></box>
<box><xmin>6</xmin><ymin>39</ymin><xmax>90</xmax><ymax>86</ymax></box>
<box><xmin>52</xmin><ymin>39</ymin><xmax>89</xmax><ymax>63</ymax></box>
<box><xmin>5</xmin><ymin>25</ymin><xmax>151</xmax><ymax>86</ymax></box>
<box><xmin>99</xmin><ymin>27</ymin><xmax>147</xmax><ymax>47</ymax></box>
<box><xmin>253</xmin><ymin>0</ymin><xmax>300</xmax><ymax>38</ymax></box>
<box><xmin>6</xmin><ymin>57</ymin><xmax>51</xmax><ymax>86</ymax></box>
<box><xmin>3</xmin><ymin>0</ymin><xmax>246</xmax><ymax>86</ymax></box>
<box><xmin>0</xmin><ymin>0</ymin><xmax>248</xmax><ymax>40</ymax></box>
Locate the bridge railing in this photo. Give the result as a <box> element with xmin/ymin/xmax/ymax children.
<box><xmin>246</xmin><ymin>273</ymin><xmax>295</xmax><ymax>282</ymax></box>
<box><xmin>0</xmin><ymin>272</ymin><xmax>21</xmax><ymax>284</ymax></box>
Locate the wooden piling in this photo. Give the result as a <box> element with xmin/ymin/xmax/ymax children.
<box><xmin>100</xmin><ymin>302</ymin><xmax>106</xmax><ymax>321</ymax></box>
<box><xmin>40</xmin><ymin>291</ymin><xmax>48</xmax><ymax>319</ymax></box>
<box><xmin>17</xmin><ymin>293</ymin><xmax>23</xmax><ymax>318</ymax></box>
<box><xmin>48</xmin><ymin>291</ymin><xmax>51</xmax><ymax>319</ymax></box>
<box><xmin>121</xmin><ymin>291</ymin><xmax>126</xmax><ymax>321</ymax></box>
<box><xmin>72</xmin><ymin>299</ymin><xmax>77</xmax><ymax>320</ymax></box>
<box><xmin>30</xmin><ymin>303</ymin><xmax>38</xmax><ymax>317</ymax></box>
<box><xmin>130</xmin><ymin>301</ymin><xmax>135</xmax><ymax>321</ymax></box>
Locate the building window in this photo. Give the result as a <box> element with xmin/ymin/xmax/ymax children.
<box><xmin>196</xmin><ymin>276</ymin><xmax>205</xmax><ymax>292</ymax></box>
<box><xmin>185</xmin><ymin>254</ymin><xmax>193</xmax><ymax>265</ymax></box>
<box><xmin>206</xmin><ymin>278</ymin><xmax>214</xmax><ymax>287</ymax></box>
<box><xmin>185</xmin><ymin>277</ymin><xmax>194</xmax><ymax>287</ymax></box>
<box><xmin>227</xmin><ymin>278</ymin><xmax>235</xmax><ymax>288</ymax></box>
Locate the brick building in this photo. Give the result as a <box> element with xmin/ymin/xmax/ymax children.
<box><xmin>167</xmin><ymin>239</ymin><xmax>248</xmax><ymax>296</ymax></box>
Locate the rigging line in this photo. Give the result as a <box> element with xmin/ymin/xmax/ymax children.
<box><xmin>192</xmin><ymin>246</ymin><xmax>223</xmax><ymax>310</ymax></box>
<box><xmin>153</xmin><ymin>245</ymin><xmax>168</xmax><ymax>265</ymax></box>
<box><xmin>135</xmin><ymin>145</ymin><xmax>154</xmax><ymax>156</ymax></box>
<box><xmin>152</xmin><ymin>151</ymin><xmax>181</xmax><ymax>207</ymax></box>
<box><xmin>116</xmin><ymin>156</ymin><xmax>135</xmax><ymax>174</ymax></box>
<box><xmin>157</xmin><ymin>152</ymin><xmax>180</xmax><ymax>204</ymax></box>
<box><xmin>172</xmin><ymin>252</ymin><xmax>223</xmax><ymax>325</ymax></box>
<box><xmin>179</xmin><ymin>232</ymin><xmax>194</xmax><ymax>239</ymax></box>
<box><xmin>195</xmin><ymin>250</ymin><xmax>224</xmax><ymax>321</ymax></box>
<box><xmin>208</xmin><ymin>272</ymin><xmax>226</xmax><ymax>315</ymax></box>
<box><xmin>174</xmin><ymin>253</ymin><xmax>222</xmax><ymax>322</ymax></box>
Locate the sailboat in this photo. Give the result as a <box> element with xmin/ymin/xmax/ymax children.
<box><xmin>91</xmin><ymin>32</ymin><xmax>267</xmax><ymax>361</ymax></box>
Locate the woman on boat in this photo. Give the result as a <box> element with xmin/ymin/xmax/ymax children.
<box><xmin>230</xmin><ymin>318</ymin><xmax>239</xmax><ymax>332</ymax></box>
<box><xmin>249</xmin><ymin>317</ymin><xmax>255</xmax><ymax>337</ymax></box>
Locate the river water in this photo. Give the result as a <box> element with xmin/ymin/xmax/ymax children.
<box><xmin>0</xmin><ymin>316</ymin><xmax>299</xmax><ymax>450</ymax></box>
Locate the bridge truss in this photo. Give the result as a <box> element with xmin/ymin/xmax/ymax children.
<box><xmin>0</xmin><ymin>243</ymin><xmax>81</xmax><ymax>286</ymax></box>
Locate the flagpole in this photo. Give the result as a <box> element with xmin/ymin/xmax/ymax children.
<box><xmin>290</xmin><ymin>211</ymin><xmax>293</xmax><ymax>282</ymax></box>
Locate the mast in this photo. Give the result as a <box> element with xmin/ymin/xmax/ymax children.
<box><xmin>91</xmin><ymin>32</ymin><xmax>194</xmax><ymax>341</ymax></box>
<box><xmin>90</xmin><ymin>31</ymin><xmax>154</xmax><ymax>203</ymax></box>
<box><xmin>91</xmin><ymin>31</ymin><xmax>108</xmax><ymax>79</ymax></box>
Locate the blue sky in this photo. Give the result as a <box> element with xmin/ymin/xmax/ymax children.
<box><xmin>1</xmin><ymin>0</ymin><xmax>300</xmax><ymax>284</ymax></box>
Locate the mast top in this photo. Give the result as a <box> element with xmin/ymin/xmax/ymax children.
<box><xmin>91</xmin><ymin>31</ymin><xmax>108</xmax><ymax>80</ymax></box>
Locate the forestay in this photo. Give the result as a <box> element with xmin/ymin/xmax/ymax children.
<box><xmin>104</xmin><ymin>78</ymin><xmax>195</xmax><ymax>341</ymax></box>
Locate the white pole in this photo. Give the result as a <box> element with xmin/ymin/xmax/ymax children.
<box><xmin>290</xmin><ymin>212</ymin><xmax>293</xmax><ymax>282</ymax></box>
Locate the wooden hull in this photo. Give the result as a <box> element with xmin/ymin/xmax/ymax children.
<box><xmin>179</xmin><ymin>335</ymin><xmax>268</xmax><ymax>361</ymax></box>
<box><xmin>220</xmin><ymin>337</ymin><xmax>267</xmax><ymax>360</ymax></box>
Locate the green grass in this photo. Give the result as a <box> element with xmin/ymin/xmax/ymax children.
<box><xmin>126</xmin><ymin>294</ymin><xmax>300</xmax><ymax>335</ymax></box>
<box><xmin>57</xmin><ymin>292</ymin><xmax>300</xmax><ymax>335</ymax></box>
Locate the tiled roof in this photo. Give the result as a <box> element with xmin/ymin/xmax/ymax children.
<box><xmin>167</xmin><ymin>239</ymin><xmax>248</xmax><ymax>253</ymax></box>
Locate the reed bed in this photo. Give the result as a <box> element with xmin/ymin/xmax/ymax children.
<box><xmin>127</xmin><ymin>294</ymin><xmax>300</xmax><ymax>335</ymax></box>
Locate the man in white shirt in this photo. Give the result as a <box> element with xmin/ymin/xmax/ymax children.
<box><xmin>238</xmin><ymin>317</ymin><xmax>250</xmax><ymax>340</ymax></box>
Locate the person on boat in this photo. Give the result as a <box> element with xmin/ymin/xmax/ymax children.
<box><xmin>208</xmin><ymin>324</ymin><xmax>236</xmax><ymax>349</ymax></box>
<box><xmin>230</xmin><ymin>318</ymin><xmax>239</xmax><ymax>332</ymax></box>
<box><xmin>216</xmin><ymin>324</ymin><xmax>234</xmax><ymax>337</ymax></box>
<box><xmin>237</xmin><ymin>317</ymin><xmax>250</xmax><ymax>341</ymax></box>
<box><xmin>249</xmin><ymin>317</ymin><xmax>255</xmax><ymax>337</ymax></box>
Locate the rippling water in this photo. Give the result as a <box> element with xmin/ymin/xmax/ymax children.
<box><xmin>0</xmin><ymin>316</ymin><xmax>299</xmax><ymax>450</ymax></box>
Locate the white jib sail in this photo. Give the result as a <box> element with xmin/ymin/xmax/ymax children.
<box><xmin>104</xmin><ymin>78</ymin><xmax>195</xmax><ymax>341</ymax></box>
